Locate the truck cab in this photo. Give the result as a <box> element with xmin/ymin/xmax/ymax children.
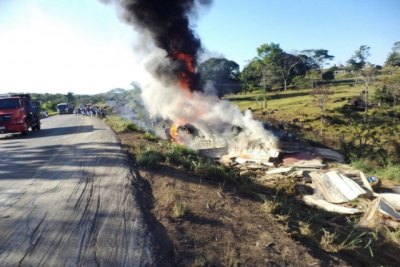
<box><xmin>56</xmin><ymin>103</ymin><xmax>74</xmax><ymax>115</ymax></box>
<box><xmin>0</xmin><ymin>94</ymin><xmax>41</xmax><ymax>135</ymax></box>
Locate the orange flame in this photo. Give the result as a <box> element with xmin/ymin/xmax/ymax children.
<box><xmin>174</xmin><ymin>52</ymin><xmax>195</xmax><ymax>91</ymax></box>
<box><xmin>169</xmin><ymin>53</ymin><xmax>197</xmax><ymax>143</ymax></box>
<box><xmin>170</xmin><ymin>118</ymin><xmax>187</xmax><ymax>143</ymax></box>
<box><xmin>175</xmin><ymin>52</ymin><xmax>194</xmax><ymax>72</ymax></box>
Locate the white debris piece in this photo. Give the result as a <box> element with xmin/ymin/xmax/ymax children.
<box><xmin>378</xmin><ymin>197</ymin><xmax>400</xmax><ymax>220</ymax></box>
<box><xmin>358</xmin><ymin>171</ymin><xmax>374</xmax><ymax>193</ymax></box>
<box><xmin>379</xmin><ymin>193</ymin><xmax>400</xmax><ymax>211</ymax></box>
<box><xmin>303</xmin><ymin>195</ymin><xmax>362</xmax><ymax>214</ymax></box>
<box><xmin>266</xmin><ymin>167</ymin><xmax>293</xmax><ymax>175</ymax></box>
<box><xmin>310</xmin><ymin>171</ymin><xmax>367</xmax><ymax>204</ymax></box>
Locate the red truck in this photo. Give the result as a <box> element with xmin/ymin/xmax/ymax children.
<box><xmin>0</xmin><ymin>94</ymin><xmax>41</xmax><ymax>135</ymax></box>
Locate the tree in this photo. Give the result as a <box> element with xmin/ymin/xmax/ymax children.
<box><xmin>385</xmin><ymin>41</ymin><xmax>400</xmax><ymax>67</ymax></box>
<box><xmin>302</xmin><ymin>49</ymin><xmax>335</xmax><ymax>72</ymax></box>
<box><xmin>347</xmin><ymin>45</ymin><xmax>373</xmax><ymax>121</ymax></box>
<box><xmin>304</xmin><ymin>69</ymin><xmax>320</xmax><ymax>88</ymax></box>
<box><xmin>198</xmin><ymin>57</ymin><xmax>240</xmax><ymax>97</ymax></box>
<box><xmin>301</xmin><ymin>49</ymin><xmax>334</xmax><ymax>91</ymax></box>
<box><xmin>66</xmin><ymin>92</ymin><xmax>76</xmax><ymax>105</ymax></box>
<box><xmin>322</xmin><ymin>68</ymin><xmax>335</xmax><ymax>81</ymax></box>
<box><xmin>257</xmin><ymin>43</ymin><xmax>302</xmax><ymax>91</ymax></box>
<box><xmin>347</xmin><ymin>45</ymin><xmax>371</xmax><ymax>72</ymax></box>
<box><xmin>300</xmin><ymin>49</ymin><xmax>334</xmax><ymax>134</ymax></box>
<box><xmin>311</xmin><ymin>85</ymin><xmax>332</xmax><ymax>135</ymax></box>
<box><xmin>376</xmin><ymin>69</ymin><xmax>400</xmax><ymax>123</ymax></box>
<box><xmin>240</xmin><ymin>59</ymin><xmax>263</xmax><ymax>92</ymax></box>
<box><xmin>360</xmin><ymin>65</ymin><xmax>377</xmax><ymax>121</ymax></box>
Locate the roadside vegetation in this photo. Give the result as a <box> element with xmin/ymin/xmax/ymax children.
<box><xmin>105</xmin><ymin>115</ymin><xmax>141</xmax><ymax>133</ymax></box>
<box><xmin>104</xmin><ymin>115</ymin><xmax>400</xmax><ymax>266</ymax></box>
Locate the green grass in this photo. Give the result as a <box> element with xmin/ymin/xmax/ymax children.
<box><xmin>136</xmin><ymin>150</ymin><xmax>165</xmax><ymax>169</ymax></box>
<box><xmin>375</xmin><ymin>163</ymin><xmax>400</xmax><ymax>182</ymax></box>
<box><xmin>143</xmin><ymin>132</ymin><xmax>160</xmax><ymax>142</ymax></box>
<box><xmin>104</xmin><ymin>115</ymin><xmax>141</xmax><ymax>133</ymax></box>
<box><xmin>47</xmin><ymin>110</ymin><xmax>58</xmax><ymax>116</ymax></box>
<box><xmin>132</xmin><ymin>140</ymin><xmax>247</xmax><ymax>184</ymax></box>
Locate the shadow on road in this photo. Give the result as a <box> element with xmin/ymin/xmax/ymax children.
<box><xmin>0</xmin><ymin>142</ymin><xmax>124</xmax><ymax>180</ymax></box>
<box><xmin>0</xmin><ymin>125</ymin><xmax>97</xmax><ymax>140</ymax></box>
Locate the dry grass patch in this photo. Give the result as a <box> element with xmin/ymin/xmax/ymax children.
<box><xmin>299</xmin><ymin>221</ymin><xmax>313</xmax><ymax>237</ymax></box>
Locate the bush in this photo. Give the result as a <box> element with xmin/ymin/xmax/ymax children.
<box><xmin>292</xmin><ymin>76</ymin><xmax>310</xmax><ymax>89</ymax></box>
<box><xmin>136</xmin><ymin>150</ymin><xmax>165</xmax><ymax>169</ymax></box>
<box><xmin>143</xmin><ymin>132</ymin><xmax>160</xmax><ymax>142</ymax></box>
<box><xmin>373</xmin><ymin>85</ymin><xmax>393</xmax><ymax>104</ymax></box>
<box><xmin>127</xmin><ymin>123</ymin><xmax>141</xmax><ymax>132</ymax></box>
<box><xmin>195</xmin><ymin>164</ymin><xmax>228</xmax><ymax>181</ymax></box>
<box><xmin>322</xmin><ymin>70</ymin><xmax>335</xmax><ymax>81</ymax></box>
<box><xmin>164</xmin><ymin>144</ymin><xmax>199</xmax><ymax>170</ymax></box>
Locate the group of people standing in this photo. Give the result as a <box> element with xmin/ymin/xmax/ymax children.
<box><xmin>74</xmin><ymin>106</ymin><xmax>106</xmax><ymax>118</ymax></box>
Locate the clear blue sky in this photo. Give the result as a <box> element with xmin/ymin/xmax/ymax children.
<box><xmin>0</xmin><ymin>0</ymin><xmax>399</xmax><ymax>94</ymax></box>
<box><xmin>197</xmin><ymin>0</ymin><xmax>400</xmax><ymax>67</ymax></box>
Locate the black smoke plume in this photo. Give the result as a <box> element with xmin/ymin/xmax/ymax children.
<box><xmin>116</xmin><ymin>0</ymin><xmax>213</xmax><ymax>91</ymax></box>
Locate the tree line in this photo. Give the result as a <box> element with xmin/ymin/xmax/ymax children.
<box><xmin>198</xmin><ymin>41</ymin><xmax>400</xmax><ymax>96</ymax></box>
<box><xmin>31</xmin><ymin>92</ymin><xmax>106</xmax><ymax>112</ymax></box>
<box><xmin>30</xmin><ymin>41</ymin><xmax>400</xmax><ymax>112</ymax></box>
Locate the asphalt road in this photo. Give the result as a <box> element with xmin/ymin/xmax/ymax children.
<box><xmin>0</xmin><ymin>115</ymin><xmax>157</xmax><ymax>266</ymax></box>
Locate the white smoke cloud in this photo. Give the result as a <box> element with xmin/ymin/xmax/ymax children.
<box><xmin>139</xmin><ymin>48</ymin><xmax>279</xmax><ymax>157</ymax></box>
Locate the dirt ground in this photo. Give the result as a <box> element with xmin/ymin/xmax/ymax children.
<box><xmin>115</xmin><ymin>131</ymin><xmax>372</xmax><ymax>267</ymax></box>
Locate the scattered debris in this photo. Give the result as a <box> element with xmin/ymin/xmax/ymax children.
<box><xmin>358</xmin><ymin>171</ymin><xmax>374</xmax><ymax>194</ymax></box>
<box><xmin>199</xmin><ymin>147</ymin><xmax>229</xmax><ymax>159</ymax></box>
<box><xmin>311</xmin><ymin>147</ymin><xmax>345</xmax><ymax>163</ymax></box>
<box><xmin>393</xmin><ymin>186</ymin><xmax>400</xmax><ymax>194</ymax></box>
<box><xmin>266</xmin><ymin>167</ymin><xmax>293</xmax><ymax>175</ymax></box>
<box><xmin>283</xmin><ymin>151</ymin><xmax>313</xmax><ymax>164</ymax></box>
<box><xmin>378</xmin><ymin>198</ymin><xmax>400</xmax><ymax>220</ymax></box>
<box><xmin>282</xmin><ymin>152</ymin><xmax>325</xmax><ymax>168</ymax></box>
<box><xmin>218</xmin><ymin>155</ymin><xmax>235</xmax><ymax>166</ymax></box>
<box><xmin>379</xmin><ymin>193</ymin><xmax>400</xmax><ymax>211</ymax></box>
<box><xmin>358</xmin><ymin>197</ymin><xmax>400</xmax><ymax>228</ymax></box>
<box><xmin>195</xmin><ymin>134</ymin><xmax>399</xmax><ymax>229</ymax></box>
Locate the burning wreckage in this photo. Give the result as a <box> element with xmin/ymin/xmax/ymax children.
<box><xmin>107</xmin><ymin>0</ymin><xmax>400</xmax><ymax>228</ymax></box>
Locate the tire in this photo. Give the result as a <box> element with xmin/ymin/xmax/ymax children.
<box><xmin>31</xmin><ymin>119</ymin><xmax>41</xmax><ymax>131</ymax></box>
<box><xmin>21</xmin><ymin>121</ymin><xmax>29</xmax><ymax>135</ymax></box>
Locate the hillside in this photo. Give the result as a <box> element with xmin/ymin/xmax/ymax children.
<box><xmin>226</xmin><ymin>79</ymin><xmax>400</xmax><ymax>183</ymax></box>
